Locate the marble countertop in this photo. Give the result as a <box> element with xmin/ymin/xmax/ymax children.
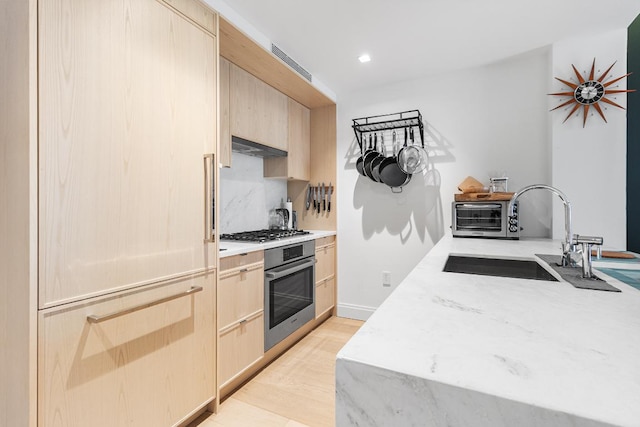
<box><xmin>218</xmin><ymin>230</ymin><xmax>336</xmax><ymax>258</ymax></box>
<box><xmin>336</xmin><ymin>234</ymin><xmax>640</xmax><ymax>426</ymax></box>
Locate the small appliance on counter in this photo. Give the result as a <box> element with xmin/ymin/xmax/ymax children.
<box><xmin>452</xmin><ymin>174</ymin><xmax>519</xmax><ymax>239</ymax></box>
<box><xmin>270</xmin><ymin>198</ymin><xmax>294</xmax><ymax>230</ymax></box>
<box><xmin>270</xmin><ymin>208</ymin><xmax>288</xmax><ymax>230</ymax></box>
<box><xmin>451</xmin><ymin>192</ymin><xmax>520</xmax><ymax>239</ymax></box>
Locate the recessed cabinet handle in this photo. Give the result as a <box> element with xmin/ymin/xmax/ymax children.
<box><xmin>239</xmin><ymin>319</ymin><xmax>247</xmax><ymax>325</ymax></box>
<box><xmin>87</xmin><ymin>286</ymin><xmax>204</xmax><ymax>324</ymax></box>
<box><xmin>239</xmin><ymin>268</ymin><xmax>248</xmax><ymax>273</ymax></box>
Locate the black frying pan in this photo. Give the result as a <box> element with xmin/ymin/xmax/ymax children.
<box><xmin>378</xmin><ymin>130</ymin><xmax>411</xmax><ymax>192</ymax></box>
<box><xmin>363</xmin><ymin>133</ymin><xmax>380</xmax><ymax>180</ymax></box>
<box><xmin>355</xmin><ymin>133</ymin><xmax>371</xmax><ymax>176</ymax></box>
<box><xmin>370</xmin><ymin>134</ymin><xmax>386</xmax><ymax>182</ymax></box>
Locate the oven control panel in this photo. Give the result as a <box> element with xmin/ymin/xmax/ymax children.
<box><xmin>283</xmin><ymin>245</ymin><xmax>303</xmax><ymax>262</ymax></box>
<box><xmin>265</xmin><ymin>239</ymin><xmax>316</xmax><ymax>270</ymax></box>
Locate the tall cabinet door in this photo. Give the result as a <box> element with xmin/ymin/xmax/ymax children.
<box><xmin>38</xmin><ymin>0</ymin><xmax>217</xmax><ymax>307</ymax></box>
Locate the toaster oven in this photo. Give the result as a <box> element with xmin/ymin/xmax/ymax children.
<box><xmin>451</xmin><ymin>200</ymin><xmax>519</xmax><ymax>239</ymax></box>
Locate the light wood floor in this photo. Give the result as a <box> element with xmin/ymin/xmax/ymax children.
<box><xmin>192</xmin><ymin>316</ymin><xmax>363</xmax><ymax>427</ymax></box>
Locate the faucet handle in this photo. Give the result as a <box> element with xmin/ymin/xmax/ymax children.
<box><xmin>573</xmin><ymin>234</ymin><xmax>603</xmax><ymax>246</ymax></box>
<box><xmin>573</xmin><ymin>235</ymin><xmax>603</xmax><ymax>279</ymax></box>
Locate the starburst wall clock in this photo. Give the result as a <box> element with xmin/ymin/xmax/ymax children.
<box><xmin>549</xmin><ymin>58</ymin><xmax>635</xmax><ymax>127</ymax></box>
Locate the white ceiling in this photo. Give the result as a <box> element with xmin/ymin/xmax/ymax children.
<box><xmin>215</xmin><ymin>0</ymin><xmax>640</xmax><ymax>98</ymax></box>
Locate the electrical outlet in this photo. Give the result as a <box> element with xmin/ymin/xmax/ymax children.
<box><xmin>382</xmin><ymin>271</ymin><xmax>391</xmax><ymax>287</ymax></box>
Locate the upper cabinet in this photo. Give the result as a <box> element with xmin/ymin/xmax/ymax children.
<box><xmin>264</xmin><ymin>98</ymin><xmax>311</xmax><ymax>180</ymax></box>
<box><xmin>221</xmin><ymin>57</ymin><xmax>310</xmax><ymax>180</ymax></box>
<box><xmin>229</xmin><ymin>62</ymin><xmax>288</xmax><ymax>151</ymax></box>
<box><xmin>38</xmin><ymin>0</ymin><xmax>217</xmax><ymax>307</ymax></box>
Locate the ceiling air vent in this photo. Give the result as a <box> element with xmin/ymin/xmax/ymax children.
<box><xmin>271</xmin><ymin>43</ymin><xmax>312</xmax><ymax>82</ymax></box>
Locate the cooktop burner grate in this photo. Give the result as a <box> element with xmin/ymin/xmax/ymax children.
<box><xmin>220</xmin><ymin>229</ymin><xmax>310</xmax><ymax>243</ymax></box>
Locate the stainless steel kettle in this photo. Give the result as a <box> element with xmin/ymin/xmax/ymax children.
<box><xmin>270</xmin><ymin>208</ymin><xmax>289</xmax><ymax>230</ymax></box>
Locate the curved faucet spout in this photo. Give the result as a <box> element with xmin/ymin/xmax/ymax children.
<box><xmin>508</xmin><ymin>184</ymin><xmax>574</xmax><ymax>264</ymax></box>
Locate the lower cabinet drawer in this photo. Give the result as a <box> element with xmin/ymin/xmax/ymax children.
<box><xmin>218</xmin><ymin>263</ymin><xmax>264</xmax><ymax>330</ymax></box>
<box><xmin>315</xmin><ymin>241</ymin><xmax>335</xmax><ymax>283</ymax></box>
<box><xmin>315</xmin><ymin>276</ymin><xmax>335</xmax><ymax>318</ymax></box>
<box><xmin>218</xmin><ymin>311</ymin><xmax>264</xmax><ymax>387</ymax></box>
<box><xmin>38</xmin><ymin>272</ymin><xmax>215</xmax><ymax>427</ymax></box>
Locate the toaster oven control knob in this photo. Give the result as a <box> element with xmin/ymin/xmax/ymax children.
<box><xmin>509</xmin><ymin>225</ymin><xmax>518</xmax><ymax>232</ymax></box>
<box><xmin>509</xmin><ymin>218</ymin><xmax>518</xmax><ymax>225</ymax></box>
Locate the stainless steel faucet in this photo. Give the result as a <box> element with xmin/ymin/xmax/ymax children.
<box><xmin>508</xmin><ymin>184</ymin><xmax>576</xmax><ymax>267</ymax></box>
<box><xmin>573</xmin><ymin>234</ymin><xmax>604</xmax><ymax>278</ymax></box>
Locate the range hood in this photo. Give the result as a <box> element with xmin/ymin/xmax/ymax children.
<box><xmin>231</xmin><ymin>136</ymin><xmax>287</xmax><ymax>158</ymax></box>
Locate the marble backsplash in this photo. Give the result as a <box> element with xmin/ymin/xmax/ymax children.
<box><xmin>219</xmin><ymin>152</ymin><xmax>287</xmax><ymax>233</ymax></box>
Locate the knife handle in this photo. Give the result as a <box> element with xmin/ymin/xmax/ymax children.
<box><xmin>323</xmin><ymin>198</ymin><xmax>326</xmax><ymax>211</ymax></box>
<box><xmin>328</xmin><ymin>201</ymin><xmax>331</xmax><ymax>212</ymax></box>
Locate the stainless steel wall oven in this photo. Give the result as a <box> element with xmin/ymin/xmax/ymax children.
<box><xmin>264</xmin><ymin>240</ymin><xmax>316</xmax><ymax>351</ymax></box>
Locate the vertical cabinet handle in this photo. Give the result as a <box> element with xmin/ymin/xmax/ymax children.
<box><xmin>203</xmin><ymin>153</ymin><xmax>215</xmax><ymax>243</ymax></box>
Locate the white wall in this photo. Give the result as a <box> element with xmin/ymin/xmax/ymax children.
<box><xmin>551</xmin><ymin>29</ymin><xmax>628</xmax><ymax>250</ymax></box>
<box><xmin>337</xmin><ymin>48</ymin><xmax>553</xmax><ymax>320</ymax></box>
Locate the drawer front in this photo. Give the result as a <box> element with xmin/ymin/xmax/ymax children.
<box><xmin>315</xmin><ymin>235</ymin><xmax>335</xmax><ymax>248</ymax></box>
<box><xmin>315</xmin><ymin>240</ymin><xmax>336</xmax><ymax>283</ymax></box>
<box><xmin>219</xmin><ymin>251</ymin><xmax>264</xmax><ymax>271</ymax></box>
<box><xmin>315</xmin><ymin>277</ymin><xmax>335</xmax><ymax>318</ymax></box>
<box><xmin>218</xmin><ymin>262</ymin><xmax>264</xmax><ymax>329</ymax></box>
<box><xmin>218</xmin><ymin>312</ymin><xmax>264</xmax><ymax>387</ymax></box>
<box><xmin>38</xmin><ymin>273</ymin><xmax>215</xmax><ymax>427</ymax></box>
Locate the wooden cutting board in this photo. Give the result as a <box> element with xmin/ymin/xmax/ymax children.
<box><xmin>454</xmin><ymin>192</ymin><xmax>515</xmax><ymax>201</ymax></box>
<box><xmin>457</xmin><ymin>176</ymin><xmax>485</xmax><ymax>193</ymax></box>
<box><xmin>592</xmin><ymin>250</ymin><xmax>637</xmax><ymax>259</ymax></box>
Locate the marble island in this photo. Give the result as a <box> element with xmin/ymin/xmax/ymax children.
<box><xmin>336</xmin><ymin>234</ymin><xmax>640</xmax><ymax>427</ymax></box>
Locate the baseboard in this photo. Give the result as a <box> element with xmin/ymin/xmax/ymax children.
<box><xmin>336</xmin><ymin>303</ymin><xmax>376</xmax><ymax>321</ymax></box>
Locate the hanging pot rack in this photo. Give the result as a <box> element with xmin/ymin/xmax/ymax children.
<box><xmin>352</xmin><ymin>109</ymin><xmax>424</xmax><ymax>149</ymax></box>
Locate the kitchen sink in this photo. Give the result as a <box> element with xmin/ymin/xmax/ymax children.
<box><xmin>444</xmin><ymin>255</ymin><xmax>558</xmax><ymax>282</ymax></box>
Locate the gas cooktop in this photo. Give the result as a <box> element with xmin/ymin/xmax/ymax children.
<box><xmin>219</xmin><ymin>229</ymin><xmax>310</xmax><ymax>243</ymax></box>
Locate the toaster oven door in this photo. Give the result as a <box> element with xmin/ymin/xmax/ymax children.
<box><xmin>452</xmin><ymin>202</ymin><xmax>509</xmax><ymax>238</ymax></box>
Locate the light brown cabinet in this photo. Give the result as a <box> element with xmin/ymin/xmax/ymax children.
<box><xmin>315</xmin><ymin>236</ymin><xmax>336</xmax><ymax>318</ymax></box>
<box><xmin>217</xmin><ymin>252</ymin><xmax>265</xmax><ymax>389</ymax></box>
<box><xmin>38</xmin><ymin>0</ymin><xmax>217</xmax><ymax>308</ymax></box>
<box><xmin>264</xmin><ymin>98</ymin><xmax>311</xmax><ymax>180</ymax></box>
<box><xmin>38</xmin><ymin>272</ymin><xmax>215</xmax><ymax>427</ymax></box>
<box><xmin>29</xmin><ymin>0</ymin><xmax>218</xmax><ymax>424</ymax></box>
<box><xmin>219</xmin><ymin>57</ymin><xmax>232</xmax><ymax>167</ymax></box>
<box><xmin>230</xmin><ymin>62</ymin><xmax>288</xmax><ymax>151</ymax></box>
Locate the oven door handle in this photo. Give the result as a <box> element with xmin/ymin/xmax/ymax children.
<box><xmin>459</xmin><ymin>203</ymin><xmax>501</xmax><ymax>209</ymax></box>
<box><xmin>265</xmin><ymin>257</ymin><xmax>316</xmax><ymax>280</ymax></box>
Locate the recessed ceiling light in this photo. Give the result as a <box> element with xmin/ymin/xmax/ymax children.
<box><xmin>358</xmin><ymin>54</ymin><xmax>371</xmax><ymax>63</ymax></box>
